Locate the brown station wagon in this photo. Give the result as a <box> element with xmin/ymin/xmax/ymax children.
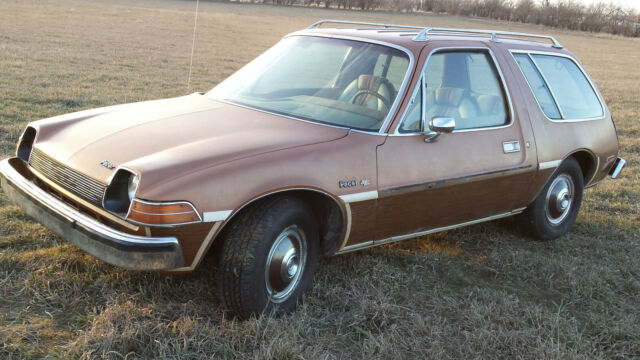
<box><xmin>0</xmin><ymin>20</ymin><xmax>626</xmax><ymax>318</ymax></box>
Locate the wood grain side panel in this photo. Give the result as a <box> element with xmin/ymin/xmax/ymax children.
<box><xmin>345</xmin><ymin>199</ymin><xmax>377</xmax><ymax>247</ymax></box>
<box><xmin>376</xmin><ymin>171</ymin><xmax>533</xmax><ymax>239</ymax></box>
<box><xmin>151</xmin><ymin>223</ymin><xmax>214</xmax><ymax>266</ymax></box>
<box><xmin>521</xmin><ymin>167</ymin><xmax>556</xmax><ymax>206</ymax></box>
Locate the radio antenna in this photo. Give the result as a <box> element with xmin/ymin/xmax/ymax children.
<box><xmin>187</xmin><ymin>0</ymin><xmax>200</xmax><ymax>91</ymax></box>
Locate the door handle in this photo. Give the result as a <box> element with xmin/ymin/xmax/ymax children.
<box><xmin>503</xmin><ymin>141</ymin><xmax>521</xmax><ymax>153</ymax></box>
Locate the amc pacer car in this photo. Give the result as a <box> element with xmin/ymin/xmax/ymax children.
<box><xmin>0</xmin><ymin>20</ymin><xmax>626</xmax><ymax>318</ymax></box>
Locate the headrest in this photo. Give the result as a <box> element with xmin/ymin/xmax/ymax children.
<box><xmin>435</xmin><ymin>88</ymin><xmax>465</xmax><ymax>106</ymax></box>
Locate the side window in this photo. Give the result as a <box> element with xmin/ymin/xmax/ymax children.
<box><xmin>423</xmin><ymin>50</ymin><xmax>508</xmax><ymax>131</ymax></box>
<box><xmin>513</xmin><ymin>54</ymin><xmax>562</xmax><ymax>119</ymax></box>
<box><xmin>468</xmin><ymin>53</ymin><xmax>503</xmax><ymax>97</ymax></box>
<box><xmin>424</xmin><ymin>54</ymin><xmax>444</xmax><ymax>89</ymax></box>
<box><xmin>399</xmin><ymin>79</ymin><xmax>423</xmax><ymax>132</ymax></box>
<box><xmin>531</xmin><ymin>55</ymin><xmax>603</xmax><ymax>119</ymax></box>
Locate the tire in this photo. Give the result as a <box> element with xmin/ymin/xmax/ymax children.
<box><xmin>519</xmin><ymin>157</ymin><xmax>584</xmax><ymax>240</ymax></box>
<box><xmin>218</xmin><ymin>196</ymin><xmax>319</xmax><ymax>319</ymax></box>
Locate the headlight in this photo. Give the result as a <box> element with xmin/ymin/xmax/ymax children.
<box><xmin>16</xmin><ymin>126</ymin><xmax>37</xmax><ymax>162</ymax></box>
<box><xmin>127</xmin><ymin>175</ymin><xmax>139</xmax><ymax>201</ymax></box>
<box><xmin>104</xmin><ymin>170</ymin><xmax>200</xmax><ymax>226</ymax></box>
<box><xmin>103</xmin><ymin>169</ymin><xmax>138</xmax><ymax>215</ymax></box>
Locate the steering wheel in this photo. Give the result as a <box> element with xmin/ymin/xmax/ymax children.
<box><xmin>351</xmin><ymin>89</ymin><xmax>391</xmax><ymax>109</ymax></box>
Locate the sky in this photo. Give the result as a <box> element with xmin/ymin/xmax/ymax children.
<box><xmin>574</xmin><ymin>0</ymin><xmax>640</xmax><ymax>11</ymax></box>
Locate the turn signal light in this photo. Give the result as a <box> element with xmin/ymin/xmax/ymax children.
<box><xmin>127</xmin><ymin>199</ymin><xmax>201</xmax><ymax>225</ymax></box>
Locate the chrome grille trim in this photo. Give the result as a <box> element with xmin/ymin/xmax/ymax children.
<box><xmin>29</xmin><ymin>148</ymin><xmax>107</xmax><ymax>206</ymax></box>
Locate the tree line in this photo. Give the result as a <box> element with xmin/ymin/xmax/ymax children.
<box><xmin>241</xmin><ymin>0</ymin><xmax>640</xmax><ymax>37</ymax></box>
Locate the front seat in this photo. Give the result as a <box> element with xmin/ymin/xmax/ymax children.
<box><xmin>425</xmin><ymin>87</ymin><xmax>479</xmax><ymax>129</ymax></box>
<box><xmin>338</xmin><ymin>74</ymin><xmax>395</xmax><ymax>112</ymax></box>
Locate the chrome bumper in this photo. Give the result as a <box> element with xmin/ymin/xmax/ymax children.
<box><xmin>0</xmin><ymin>158</ymin><xmax>184</xmax><ymax>270</ymax></box>
<box><xmin>609</xmin><ymin>157</ymin><xmax>626</xmax><ymax>179</ymax></box>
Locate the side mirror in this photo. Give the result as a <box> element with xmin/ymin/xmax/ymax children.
<box><xmin>423</xmin><ymin>117</ymin><xmax>455</xmax><ymax>143</ymax></box>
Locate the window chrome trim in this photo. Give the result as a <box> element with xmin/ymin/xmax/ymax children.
<box><xmin>509</xmin><ymin>49</ymin><xmax>606</xmax><ymax>123</ymax></box>
<box><xmin>393</xmin><ymin>46</ymin><xmax>515</xmax><ymax>136</ymax></box>
<box><xmin>210</xmin><ymin>33</ymin><xmax>416</xmax><ymax>136</ymax></box>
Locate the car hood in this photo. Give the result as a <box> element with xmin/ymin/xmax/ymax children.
<box><xmin>32</xmin><ymin>94</ymin><xmax>349</xmax><ymax>189</ymax></box>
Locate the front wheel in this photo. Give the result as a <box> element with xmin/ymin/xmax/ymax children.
<box><xmin>519</xmin><ymin>157</ymin><xmax>584</xmax><ymax>240</ymax></box>
<box><xmin>218</xmin><ymin>196</ymin><xmax>319</xmax><ymax>319</ymax></box>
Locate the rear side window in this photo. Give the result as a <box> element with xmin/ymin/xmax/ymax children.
<box><xmin>513</xmin><ymin>54</ymin><xmax>561</xmax><ymax>119</ymax></box>
<box><xmin>514</xmin><ymin>53</ymin><xmax>603</xmax><ymax>120</ymax></box>
<box><xmin>531</xmin><ymin>55</ymin><xmax>603</xmax><ymax>119</ymax></box>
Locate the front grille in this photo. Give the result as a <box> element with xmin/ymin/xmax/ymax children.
<box><xmin>29</xmin><ymin>148</ymin><xmax>107</xmax><ymax>206</ymax></box>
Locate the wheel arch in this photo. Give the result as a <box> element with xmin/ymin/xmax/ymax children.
<box><xmin>566</xmin><ymin>149</ymin><xmax>597</xmax><ymax>185</ymax></box>
<box><xmin>524</xmin><ymin>149</ymin><xmax>596</xmax><ymax>211</ymax></box>
<box><xmin>209</xmin><ymin>187</ymin><xmax>347</xmax><ymax>262</ymax></box>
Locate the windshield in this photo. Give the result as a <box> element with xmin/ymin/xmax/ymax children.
<box><xmin>207</xmin><ymin>36</ymin><xmax>411</xmax><ymax>131</ymax></box>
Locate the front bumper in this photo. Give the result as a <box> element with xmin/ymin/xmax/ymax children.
<box><xmin>0</xmin><ymin>158</ymin><xmax>184</xmax><ymax>270</ymax></box>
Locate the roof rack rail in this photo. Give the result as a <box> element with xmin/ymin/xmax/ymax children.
<box><xmin>308</xmin><ymin>19</ymin><xmax>563</xmax><ymax>49</ymax></box>
<box><xmin>413</xmin><ymin>27</ymin><xmax>563</xmax><ymax>48</ymax></box>
<box><xmin>308</xmin><ymin>19</ymin><xmax>424</xmax><ymax>31</ymax></box>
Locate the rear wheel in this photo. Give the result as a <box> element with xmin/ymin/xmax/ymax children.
<box><xmin>519</xmin><ymin>157</ymin><xmax>584</xmax><ymax>240</ymax></box>
<box><xmin>218</xmin><ymin>196</ymin><xmax>319</xmax><ymax>319</ymax></box>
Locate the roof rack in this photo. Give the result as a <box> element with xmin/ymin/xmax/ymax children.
<box><xmin>308</xmin><ymin>19</ymin><xmax>424</xmax><ymax>31</ymax></box>
<box><xmin>308</xmin><ymin>19</ymin><xmax>563</xmax><ymax>49</ymax></box>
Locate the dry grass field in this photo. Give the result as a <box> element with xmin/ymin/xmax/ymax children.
<box><xmin>1</xmin><ymin>0</ymin><xmax>639</xmax><ymax>358</ymax></box>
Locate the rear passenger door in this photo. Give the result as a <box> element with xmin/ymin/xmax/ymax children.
<box><xmin>375</xmin><ymin>46</ymin><xmax>538</xmax><ymax>241</ymax></box>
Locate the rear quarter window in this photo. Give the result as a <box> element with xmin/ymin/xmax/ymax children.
<box><xmin>513</xmin><ymin>53</ymin><xmax>604</xmax><ymax>120</ymax></box>
<box><xmin>513</xmin><ymin>54</ymin><xmax>561</xmax><ymax>119</ymax></box>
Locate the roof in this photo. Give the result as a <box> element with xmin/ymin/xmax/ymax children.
<box><xmin>293</xmin><ymin>20</ymin><xmax>565</xmax><ymax>54</ymax></box>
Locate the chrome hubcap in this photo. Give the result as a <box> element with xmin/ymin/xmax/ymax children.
<box><xmin>545</xmin><ymin>174</ymin><xmax>574</xmax><ymax>225</ymax></box>
<box><xmin>265</xmin><ymin>225</ymin><xmax>307</xmax><ymax>303</ymax></box>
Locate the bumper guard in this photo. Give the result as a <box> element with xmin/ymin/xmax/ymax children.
<box><xmin>609</xmin><ymin>157</ymin><xmax>626</xmax><ymax>179</ymax></box>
